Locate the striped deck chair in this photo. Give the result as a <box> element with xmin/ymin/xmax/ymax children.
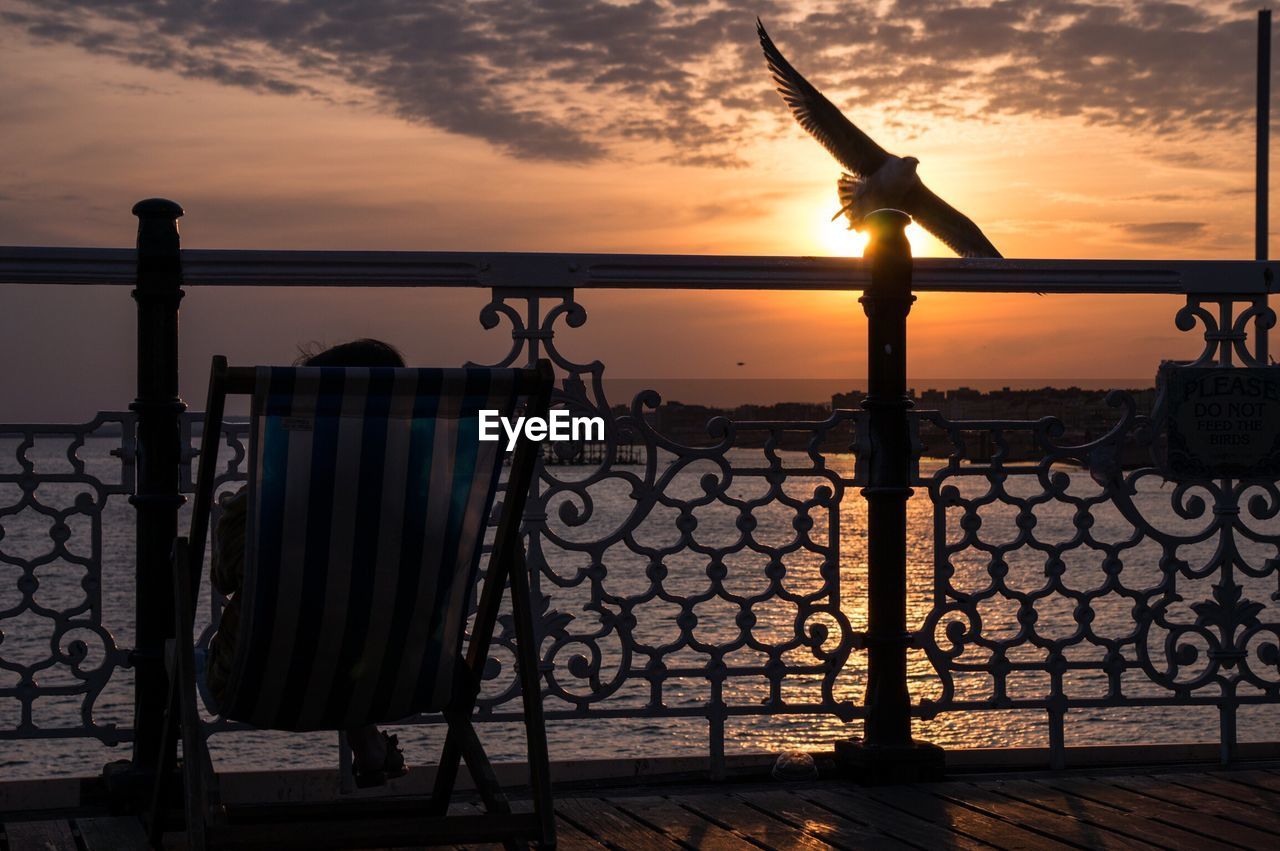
<box><xmin>148</xmin><ymin>357</ymin><xmax>556</xmax><ymax>850</ymax></box>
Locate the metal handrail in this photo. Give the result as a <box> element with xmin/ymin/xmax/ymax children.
<box><xmin>1</xmin><ymin>244</ymin><xmax>1276</xmax><ymax>293</ymax></box>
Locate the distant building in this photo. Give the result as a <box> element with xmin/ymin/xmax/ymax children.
<box><xmin>831</xmin><ymin>390</ymin><xmax>865</xmax><ymax>409</ymax></box>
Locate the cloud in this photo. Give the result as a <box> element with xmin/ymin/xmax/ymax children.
<box><xmin>0</xmin><ymin>1</ymin><xmax>1264</xmax><ymax>167</ymax></box>
<box><xmin>1115</xmin><ymin>220</ymin><xmax>1207</xmax><ymax>241</ymax></box>
<box><xmin>1123</xmin><ymin>192</ymin><xmax>1190</xmax><ymax>202</ymax></box>
<box><xmin>787</xmin><ymin>1</ymin><xmax>1258</xmax><ymax>133</ymax></box>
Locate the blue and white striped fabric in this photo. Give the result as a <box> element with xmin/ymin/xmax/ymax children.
<box><xmin>219</xmin><ymin>366</ymin><xmax>520</xmax><ymax>732</ymax></box>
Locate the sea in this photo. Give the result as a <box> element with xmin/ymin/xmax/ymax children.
<box><xmin>2</xmin><ymin>436</ymin><xmax>1278</xmax><ymax>780</ymax></box>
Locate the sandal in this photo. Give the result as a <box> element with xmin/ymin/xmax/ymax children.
<box><xmin>352</xmin><ymin>732</ymin><xmax>409</xmax><ymax>789</ymax></box>
<box><xmin>382</xmin><ymin>732</ymin><xmax>408</xmax><ymax>780</ymax></box>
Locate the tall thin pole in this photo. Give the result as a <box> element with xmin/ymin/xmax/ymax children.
<box><xmin>1258</xmin><ymin>9</ymin><xmax>1270</xmax><ymax>261</ymax></box>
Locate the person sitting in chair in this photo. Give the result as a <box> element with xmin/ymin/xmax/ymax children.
<box><xmin>207</xmin><ymin>338</ymin><xmax>409</xmax><ymax>787</ymax></box>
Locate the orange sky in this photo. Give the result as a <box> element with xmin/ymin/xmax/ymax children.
<box><xmin>0</xmin><ymin>2</ymin><xmax>1267</xmax><ymax>417</ymax></box>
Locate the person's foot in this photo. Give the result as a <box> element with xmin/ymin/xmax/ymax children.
<box><xmin>351</xmin><ymin>730</ymin><xmax>408</xmax><ymax>788</ymax></box>
<box><xmin>382</xmin><ymin>733</ymin><xmax>408</xmax><ymax>780</ymax></box>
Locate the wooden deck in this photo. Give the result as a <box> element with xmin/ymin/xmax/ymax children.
<box><xmin>6</xmin><ymin>767</ymin><xmax>1280</xmax><ymax>850</ymax></box>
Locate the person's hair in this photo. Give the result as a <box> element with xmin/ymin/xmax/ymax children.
<box><xmin>296</xmin><ymin>338</ymin><xmax>405</xmax><ymax>368</ymax></box>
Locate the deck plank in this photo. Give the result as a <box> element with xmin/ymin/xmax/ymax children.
<box><xmin>607</xmin><ymin>795</ymin><xmax>760</xmax><ymax>850</ymax></box>
<box><xmin>553</xmin><ymin>815</ymin><xmax>612</xmax><ymax>851</ymax></box>
<box><xmin>1162</xmin><ymin>772</ymin><xmax>1280</xmax><ymax>810</ymax></box>
<box><xmin>942</xmin><ymin>781</ymin><xmax>1158</xmax><ymax>851</ymax></box>
<box><xmin>1105</xmin><ymin>775</ymin><xmax>1280</xmax><ymax>838</ymax></box>
<box><xmin>5</xmin><ymin>819</ymin><xmax>78</xmax><ymax>851</ymax></box>
<box><xmin>7</xmin><ymin>767</ymin><xmax>1280</xmax><ymax>850</ymax></box>
<box><xmin>679</xmin><ymin>792</ymin><xmax>837</xmax><ymax>851</ymax></box>
<box><xmin>732</xmin><ymin>790</ymin><xmax>916</xmax><ymax>851</ymax></box>
<box><xmin>1213</xmin><ymin>769</ymin><xmax>1280</xmax><ymax>795</ymax></box>
<box><xmin>798</xmin><ymin>788</ymin><xmax>996</xmax><ymax>850</ymax></box>
<box><xmin>1007</xmin><ymin>779</ymin><xmax>1239</xmax><ymax>851</ymax></box>
<box><xmin>77</xmin><ymin>816</ymin><xmax>150</xmax><ymax>851</ymax></box>
<box><xmin>440</xmin><ymin>800</ymin><xmax>585</xmax><ymax>851</ymax></box>
<box><xmin>443</xmin><ymin>802</ymin><xmax>501</xmax><ymax>851</ymax></box>
<box><xmin>556</xmin><ymin>796</ymin><xmax>684</xmax><ymax>851</ymax></box>
<box><xmin>857</xmin><ymin>784</ymin><xmax>1074</xmax><ymax>850</ymax></box>
<box><xmin>1037</xmin><ymin>776</ymin><xmax>1279</xmax><ymax>849</ymax></box>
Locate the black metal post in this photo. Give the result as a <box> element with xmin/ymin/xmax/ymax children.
<box><xmin>860</xmin><ymin>209</ymin><xmax>914</xmax><ymax>748</ymax></box>
<box><xmin>836</xmin><ymin>209</ymin><xmax>943</xmax><ymax>784</ymax></box>
<box><xmin>128</xmin><ymin>198</ymin><xmax>186</xmax><ymax>776</ymax></box>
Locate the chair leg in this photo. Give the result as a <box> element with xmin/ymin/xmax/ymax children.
<box><xmin>436</xmin><ymin>550</ymin><xmax>554</xmax><ymax>846</ymax></box>
<box><xmin>428</xmin><ymin>721</ymin><xmax>463</xmax><ymax>816</ymax></box>
<box><xmin>508</xmin><ymin>548</ymin><xmax>556</xmax><ymax>849</ymax></box>
<box><xmin>447</xmin><ymin>713</ymin><xmax>524</xmax><ymax>851</ymax></box>
<box><xmin>428</xmin><ymin>665</ymin><xmax>469</xmax><ymax>816</ymax></box>
<box><xmin>171</xmin><ymin>537</ymin><xmax>210</xmax><ymax>851</ymax></box>
<box><xmin>449</xmin><ymin>711</ymin><xmax>511</xmax><ymax>815</ymax></box>
<box><xmin>180</xmin><ymin>725</ymin><xmax>208</xmax><ymax>851</ymax></box>
<box><xmin>337</xmin><ymin>730</ymin><xmax>356</xmax><ymax>794</ymax></box>
<box><xmin>145</xmin><ymin>653</ymin><xmax>180</xmax><ymax>848</ymax></box>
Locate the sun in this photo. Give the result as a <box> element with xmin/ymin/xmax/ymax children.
<box><xmin>816</xmin><ymin>207</ymin><xmax>933</xmax><ymax>257</ymax></box>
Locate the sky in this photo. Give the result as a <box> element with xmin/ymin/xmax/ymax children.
<box><xmin>0</xmin><ymin>0</ymin><xmax>1271</xmax><ymax>418</ymax></box>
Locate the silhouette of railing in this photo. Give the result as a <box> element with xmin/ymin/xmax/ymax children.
<box><xmin>2</xmin><ymin>200</ymin><xmax>1278</xmax><ymax>786</ymax></box>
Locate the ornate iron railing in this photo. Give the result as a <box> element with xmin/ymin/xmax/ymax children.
<box><xmin>1</xmin><ymin>200</ymin><xmax>1278</xmax><ymax>783</ymax></box>
<box><xmin>0</xmin><ymin>414</ymin><xmax>135</xmax><ymax>746</ymax></box>
<box><xmin>914</xmin><ymin>291</ymin><xmax>1280</xmax><ymax>768</ymax></box>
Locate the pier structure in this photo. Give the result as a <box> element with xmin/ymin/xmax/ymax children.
<box><xmin>1</xmin><ymin>201</ymin><xmax>1279</xmax><ymax>845</ymax></box>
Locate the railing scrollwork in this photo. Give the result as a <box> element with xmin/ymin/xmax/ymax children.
<box><xmin>4</xmin><ymin>200</ymin><xmax>1280</xmax><ymax>781</ymax></box>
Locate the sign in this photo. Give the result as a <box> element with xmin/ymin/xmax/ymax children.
<box><xmin>1159</xmin><ymin>364</ymin><xmax>1280</xmax><ymax>479</ymax></box>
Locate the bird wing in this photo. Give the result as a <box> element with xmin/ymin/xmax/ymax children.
<box><xmin>906</xmin><ymin>181</ymin><xmax>1002</xmax><ymax>259</ymax></box>
<box><xmin>758</xmin><ymin>19</ymin><xmax>891</xmax><ymax>178</ymax></box>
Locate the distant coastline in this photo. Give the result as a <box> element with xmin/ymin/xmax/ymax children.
<box><xmin>626</xmin><ymin>384</ymin><xmax>1156</xmax><ymax>460</ymax></box>
<box><xmin>600</xmin><ymin>377</ymin><xmax>1152</xmax><ymax>409</ymax></box>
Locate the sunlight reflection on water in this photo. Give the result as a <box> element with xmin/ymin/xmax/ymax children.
<box><xmin>3</xmin><ymin>439</ymin><xmax>1277</xmax><ymax>778</ymax></box>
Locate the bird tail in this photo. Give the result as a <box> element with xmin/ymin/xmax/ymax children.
<box><xmin>834</xmin><ymin>173</ymin><xmax>864</xmax><ymax>226</ymax></box>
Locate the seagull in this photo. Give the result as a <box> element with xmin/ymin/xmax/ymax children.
<box><xmin>757</xmin><ymin>19</ymin><xmax>1002</xmax><ymax>259</ymax></box>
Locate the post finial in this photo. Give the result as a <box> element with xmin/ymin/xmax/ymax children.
<box><xmin>132</xmin><ymin>199</ymin><xmax>184</xmax><ymax>267</ymax></box>
<box><xmin>863</xmin><ymin>208</ymin><xmax>911</xmax><ymax>236</ymax></box>
<box><xmin>863</xmin><ymin>209</ymin><xmax>913</xmax><ymax>264</ymax></box>
<box><xmin>862</xmin><ymin>208</ymin><xmax>913</xmax><ymax>300</ymax></box>
<box><xmin>132</xmin><ymin>198</ymin><xmax>184</xmax><ymax>220</ymax></box>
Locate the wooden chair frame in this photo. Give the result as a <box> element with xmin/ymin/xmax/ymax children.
<box><xmin>146</xmin><ymin>357</ymin><xmax>556</xmax><ymax>850</ymax></box>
